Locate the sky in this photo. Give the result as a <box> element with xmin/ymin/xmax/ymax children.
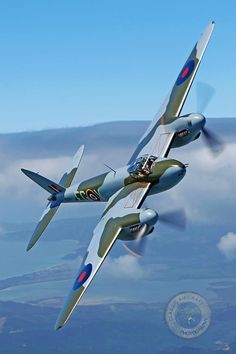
<box><xmin>0</xmin><ymin>0</ymin><xmax>235</xmax><ymax>132</ymax></box>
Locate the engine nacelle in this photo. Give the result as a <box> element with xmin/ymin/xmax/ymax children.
<box><xmin>139</xmin><ymin>208</ymin><xmax>158</xmax><ymax>225</ymax></box>
<box><xmin>118</xmin><ymin>208</ymin><xmax>158</xmax><ymax>241</ymax></box>
<box><xmin>171</xmin><ymin>113</ymin><xmax>206</xmax><ymax>148</ymax></box>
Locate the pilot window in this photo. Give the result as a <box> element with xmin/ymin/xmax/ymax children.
<box><xmin>128</xmin><ymin>155</ymin><xmax>157</xmax><ymax>177</ymax></box>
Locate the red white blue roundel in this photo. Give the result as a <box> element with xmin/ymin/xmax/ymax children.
<box><xmin>176</xmin><ymin>59</ymin><xmax>195</xmax><ymax>86</ymax></box>
<box><xmin>73</xmin><ymin>263</ymin><xmax>92</xmax><ymax>290</ymax></box>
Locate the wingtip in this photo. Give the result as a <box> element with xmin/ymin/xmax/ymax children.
<box><xmin>78</xmin><ymin>144</ymin><xmax>85</xmax><ymax>155</ymax></box>
<box><xmin>54</xmin><ymin>323</ymin><xmax>63</xmax><ymax>331</ymax></box>
<box><xmin>54</xmin><ymin>315</ymin><xmax>66</xmax><ymax>331</ymax></box>
<box><xmin>209</xmin><ymin>20</ymin><xmax>215</xmax><ymax>29</ymax></box>
<box><xmin>26</xmin><ymin>245</ymin><xmax>32</xmax><ymax>252</ymax></box>
<box><xmin>26</xmin><ymin>239</ymin><xmax>36</xmax><ymax>251</ymax></box>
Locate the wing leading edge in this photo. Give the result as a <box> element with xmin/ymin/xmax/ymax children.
<box><xmin>128</xmin><ymin>21</ymin><xmax>215</xmax><ymax>164</ymax></box>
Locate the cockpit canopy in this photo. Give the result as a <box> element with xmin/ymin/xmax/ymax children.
<box><xmin>128</xmin><ymin>154</ymin><xmax>157</xmax><ymax>177</ymax></box>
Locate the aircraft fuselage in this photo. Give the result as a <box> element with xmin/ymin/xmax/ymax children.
<box><xmin>63</xmin><ymin>158</ymin><xmax>186</xmax><ymax>204</ymax></box>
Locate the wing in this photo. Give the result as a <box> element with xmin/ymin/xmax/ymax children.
<box><xmin>55</xmin><ymin>181</ymin><xmax>151</xmax><ymax>330</ymax></box>
<box><xmin>128</xmin><ymin>21</ymin><xmax>215</xmax><ymax>164</ymax></box>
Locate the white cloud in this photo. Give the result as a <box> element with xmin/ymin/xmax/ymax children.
<box><xmin>217</xmin><ymin>232</ymin><xmax>236</xmax><ymax>260</ymax></box>
<box><xmin>0</xmin><ymin>137</ymin><xmax>235</xmax><ymax>225</ymax></box>
<box><xmin>102</xmin><ymin>255</ymin><xmax>146</xmax><ymax>280</ymax></box>
<box><xmin>156</xmin><ymin>142</ymin><xmax>236</xmax><ymax>225</ymax></box>
<box><xmin>0</xmin><ymin>156</ymin><xmax>71</xmax><ymax>199</ymax></box>
<box><xmin>0</xmin><ymin>150</ymin><xmax>118</xmax><ymax>201</ymax></box>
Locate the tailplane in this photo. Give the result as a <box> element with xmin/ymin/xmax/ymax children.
<box><xmin>21</xmin><ymin>169</ymin><xmax>65</xmax><ymax>195</ymax></box>
<box><xmin>22</xmin><ymin>145</ymin><xmax>84</xmax><ymax>251</ymax></box>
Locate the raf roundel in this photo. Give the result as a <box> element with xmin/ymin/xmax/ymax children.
<box><xmin>176</xmin><ymin>59</ymin><xmax>195</xmax><ymax>86</ymax></box>
<box><xmin>73</xmin><ymin>263</ymin><xmax>93</xmax><ymax>290</ymax></box>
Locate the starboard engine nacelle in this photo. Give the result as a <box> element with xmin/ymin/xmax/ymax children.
<box><xmin>171</xmin><ymin>113</ymin><xmax>206</xmax><ymax>148</ymax></box>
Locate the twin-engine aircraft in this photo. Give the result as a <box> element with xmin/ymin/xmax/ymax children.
<box><xmin>22</xmin><ymin>21</ymin><xmax>221</xmax><ymax>330</ymax></box>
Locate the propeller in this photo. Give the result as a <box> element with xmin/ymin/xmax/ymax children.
<box><xmin>196</xmin><ymin>82</ymin><xmax>216</xmax><ymax>113</ymax></box>
<box><xmin>159</xmin><ymin>209</ymin><xmax>186</xmax><ymax>230</ymax></box>
<box><xmin>123</xmin><ymin>209</ymin><xmax>186</xmax><ymax>257</ymax></box>
<box><xmin>201</xmin><ymin>126</ymin><xmax>224</xmax><ymax>155</ymax></box>
<box><xmin>196</xmin><ymin>82</ymin><xmax>224</xmax><ymax>155</ymax></box>
<box><xmin>123</xmin><ymin>224</ymin><xmax>148</xmax><ymax>257</ymax></box>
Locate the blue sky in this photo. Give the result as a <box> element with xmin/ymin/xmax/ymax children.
<box><xmin>0</xmin><ymin>0</ymin><xmax>235</xmax><ymax>132</ymax></box>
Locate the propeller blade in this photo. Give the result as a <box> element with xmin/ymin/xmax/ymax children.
<box><xmin>123</xmin><ymin>224</ymin><xmax>148</xmax><ymax>257</ymax></box>
<box><xmin>159</xmin><ymin>209</ymin><xmax>186</xmax><ymax>230</ymax></box>
<box><xmin>202</xmin><ymin>126</ymin><xmax>224</xmax><ymax>155</ymax></box>
<box><xmin>196</xmin><ymin>82</ymin><xmax>215</xmax><ymax>113</ymax></box>
<box><xmin>123</xmin><ymin>209</ymin><xmax>186</xmax><ymax>257</ymax></box>
<box><xmin>195</xmin><ymin>82</ymin><xmax>224</xmax><ymax>156</ymax></box>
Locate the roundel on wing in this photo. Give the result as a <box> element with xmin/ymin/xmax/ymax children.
<box><xmin>73</xmin><ymin>263</ymin><xmax>92</xmax><ymax>290</ymax></box>
<box><xmin>176</xmin><ymin>59</ymin><xmax>195</xmax><ymax>86</ymax></box>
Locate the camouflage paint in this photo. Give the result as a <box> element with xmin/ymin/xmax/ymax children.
<box><xmin>102</xmin><ymin>181</ymin><xmax>148</xmax><ymax>217</ymax></box>
<box><xmin>75</xmin><ymin>172</ymin><xmax>108</xmax><ymax>202</ymax></box>
<box><xmin>54</xmin><ymin>22</ymin><xmax>215</xmax><ymax>330</ymax></box>
<box><xmin>128</xmin><ymin>22</ymin><xmax>214</xmax><ymax>164</ymax></box>
<box><xmin>98</xmin><ymin>213</ymin><xmax>140</xmax><ymax>258</ymax></box>
<box><xmin>55</xmin><ymin>286</ymin><xmax>85</xmax><ymax>330</ymax></box>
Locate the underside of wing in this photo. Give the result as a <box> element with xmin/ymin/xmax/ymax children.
<box><xmin>129</xmin><ymin>21</ymin><xmax>214</xmax><ymax>163</ymax></box>
<box><xmin>55</xmin><ymin>181</ymin><xmax>151</xmax><ymax>330</ymax></box>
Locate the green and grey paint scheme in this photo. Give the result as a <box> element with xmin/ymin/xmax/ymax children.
<box><xmin>21</xmin><ymin>22</ymin><xmax>215</xmax><ymax>330</ymax></box>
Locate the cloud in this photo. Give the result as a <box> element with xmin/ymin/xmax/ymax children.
<box><xmin>217</xmin><ymin>232</ymin><xmax>236</xmax><ymax>260</ymax></box>
<box><xmin>0</xmin><ymin>156</ymin><xmax>71</xmax><ymax>199</ymax></box>
<box><xmin>0</xmin><ymin>125</ymin><xmax>235</xmax><ymax>225</ymax></box>
<box><xmin>0</xmin><ymin>150</ymin><xmax>124</xmax><ymax>201</ymax></box>
<box><xmin>102</xmin><ymin>255</ymin><xmax>146</xmax><ymax>280</ymax></box>
<box><xmin>156</xmin><ymin>142</ymin><xmax>236</xmax><ymax>225</ymax></box>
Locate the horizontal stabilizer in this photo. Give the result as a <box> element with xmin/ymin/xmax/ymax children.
<box><xmin>26</xmin><ymin>203</ymin><xmax>59</xmax><ymax>251</ymax></box>
<box><xmin>21</xmin><ymin>169</ymin><xmax>65</xmax><ymax>195</ymax></box>
<box><xmin>23</xmin><ymin>145</ymin><xmax>85</xmax><ymax>251</ymax></box>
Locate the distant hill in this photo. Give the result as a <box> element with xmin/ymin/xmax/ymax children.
<box><xmin>0</xmin><ymin>118</ymin><xmax>235</xmax><ymax>161</ymax></box>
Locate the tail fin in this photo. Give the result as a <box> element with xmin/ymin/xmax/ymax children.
<box><xmin>59</xmin><ymin>145</ymin><xmax>84</xmax><ymax>188</ymax></box>
<box><xmin>22</xmin><ymin>145</ymin><xmax>84</xmax><ymax>251</ymax></box>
